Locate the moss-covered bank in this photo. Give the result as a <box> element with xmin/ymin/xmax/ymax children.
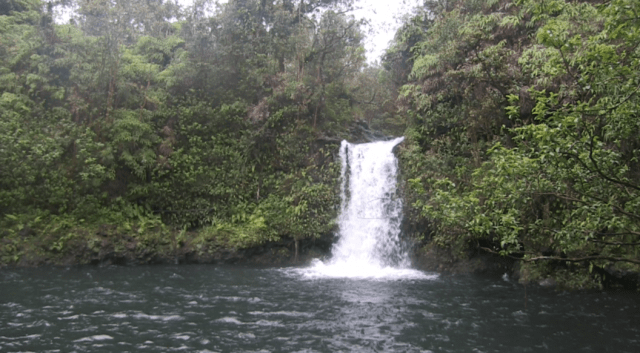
<box><xmin>0</xmin><ymin>224</ymin><xmax>334</xmax><ymax>268</ymax></box>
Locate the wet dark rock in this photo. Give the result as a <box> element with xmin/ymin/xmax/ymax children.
<box><xmin>348</xmin><ymin>120</ymin><xmax>394</xmax><ymax>143</ymax></box>
<box><xmin>19</xmin><ymin>227</ymin><xmax>35</xmax><ymax>238</ymax></box>
<box><xmin>539</xmin><ymin>278</ymin><xmax>557</xmax><ymax>288</ymax></box>
<box><xmin>316</xmin><ymin>121</ymin><xmax>395</xmax><ymax>145</ymax></box>
<box><xmin>97</xmin><ymin>224</ymin><xmax>117</xmax><ymax>237</ymax></box>
<box><xmin>412</xmin><ymin>245</ymin><xmax>516</xmax><ymax>276</ymax></box>
<box><xmin>595</xmin><ymin>266</ymin><xmax>640</xmax><ymax>290</ymax></box>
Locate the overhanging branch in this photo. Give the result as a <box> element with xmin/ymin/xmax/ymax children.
<box><xmin>479</xmin><ymin>247</ymin><xmax>640</xmax><ymax>265</ymax></box>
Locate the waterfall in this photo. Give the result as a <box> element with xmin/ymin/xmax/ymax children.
<box><xmin>301</xmin><ymin>137</ymin><xmax>431</xmax><ymax>280</ymax></box>
<box><xmin>333</xmin><ymin>137</ymin><xmax>409</xmax><ymax>268</ymax></box>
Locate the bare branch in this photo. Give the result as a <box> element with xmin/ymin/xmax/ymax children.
<box><xmin>588</xmin><ymin>239</ymin><xmax>640</xmax><ymax>246</ymax></box>
<box><xmin>479</xmin><ymin>247</ymin><xmax>640</xmax><ymax>265</ymax></box>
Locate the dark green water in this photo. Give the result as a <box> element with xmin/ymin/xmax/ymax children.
<box><xmin>0</xmin><ymin>265</ymin><xmax>638</xmax><ymax>352</ymax></box>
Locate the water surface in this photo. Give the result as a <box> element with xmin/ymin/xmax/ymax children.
<box><xmin>1</xmin><ymin>265</ymin><xmax>638</xmax><ymax>352</ymax></box>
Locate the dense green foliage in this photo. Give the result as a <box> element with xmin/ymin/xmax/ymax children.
<box><xmin>393</xmin><ymin>0</ymin><xmax>640</xmax><ymax>288</ymax></box>
<box><xmin>0</xmin><ymin>0</ymin><xmax>377</xmax><ymax>264</ymax></box>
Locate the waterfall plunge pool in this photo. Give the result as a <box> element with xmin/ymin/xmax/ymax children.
<box><xmin>1</xmin><ymin>265</ymin><xmax>639</xmax><ymax>352</ymax></box>
<box><xmin>2</xmin><ymin>139</ymin><xmax>639</xmax><ymax>352</ymax></box>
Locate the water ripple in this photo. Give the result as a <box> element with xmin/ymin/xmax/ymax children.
<box><xmin>0</xmin><ymin>266</ymin><xmax>639</xmax><ymax>353</ymax></box>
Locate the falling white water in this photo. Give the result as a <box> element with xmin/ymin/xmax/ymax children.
<box><xmin>300</xmin><ymin>137</ymin><xmax>434</xmax><ymax>280</ymax></box>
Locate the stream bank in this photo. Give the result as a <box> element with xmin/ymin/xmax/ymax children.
<box><xmin>1</xmin><ymin>228</ymin><xmax>335</xmax><ymax>268</ymax></box>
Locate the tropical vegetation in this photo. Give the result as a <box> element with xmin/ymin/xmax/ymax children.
<box><xmin>394</xmin><ymin>0</ymin><xmax>640</xmax><ymax>289</ymax></box>
<box><xmin>1</xmin><ymin>0</ymin><xmax>372</xmax><ymax>265</ymax></box>
<box><xmin>2</xmin><ymin>0</ymin><xmax>640</xmax><ymax>289</ymax></box>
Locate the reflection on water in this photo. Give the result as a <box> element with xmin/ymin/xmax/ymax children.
<box><xmin>0</xmin><ymin>265</ymin><xmax>639</xmax><ymax>352</ymax></box>
<box><xmin>327</xmin><ymin>279</ymin><xmax>426</xmax><ymax>351</ymax></box>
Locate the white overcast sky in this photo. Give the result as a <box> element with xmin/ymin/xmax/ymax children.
<box><xmin>352</xmin><ymin>0</ymin><xmax>423</xmax><ymax>62</ymax></box>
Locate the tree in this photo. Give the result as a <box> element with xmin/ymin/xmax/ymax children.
<box><xmin>398</xmin><ymin>0</ymin><xmax>640</xmax><ymax>288</ymax></box>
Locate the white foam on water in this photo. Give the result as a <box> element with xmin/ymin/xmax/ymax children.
<box><xmin>216</xmin><ymin>317</ymin><xmax>243</xmax><ymax>325</ymax></box>
<box><xmin>0</xmin><ymin>334</ymin><xmax>42</xmax><ymax>341</ymax></box>
<box><xmin>297</xmin><ymin>137</ymin><xmax>437</xmax><ymax>281</ymax></box>
<box><xmin>58</xmin><ymin>314</ymin><xmax>81</xmax><ymax>320</ymax></box>
<box><xmin>248</xmin><ymin>311</ymin><xmax>313</xmax><ymax>318</ymax></box>
<box><xmin>73</xmin><ymin>334</ymin><xmax>113</xmax><ymax>342</ymax></box>
<box><xmin>300</xmin><ymin>259</ymin><xmax>436</xmax><ymax>280</ymax></box>
<box><xmin>131</xmin><ymin>313</ymin><xmax>183</xmax><ymax>321</ymax></box>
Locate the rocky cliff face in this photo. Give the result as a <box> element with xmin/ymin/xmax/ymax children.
<box><xmin>348</xmin><ymin>121</ymin><xmax>395</xmax><ymax>143</ymax></box>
